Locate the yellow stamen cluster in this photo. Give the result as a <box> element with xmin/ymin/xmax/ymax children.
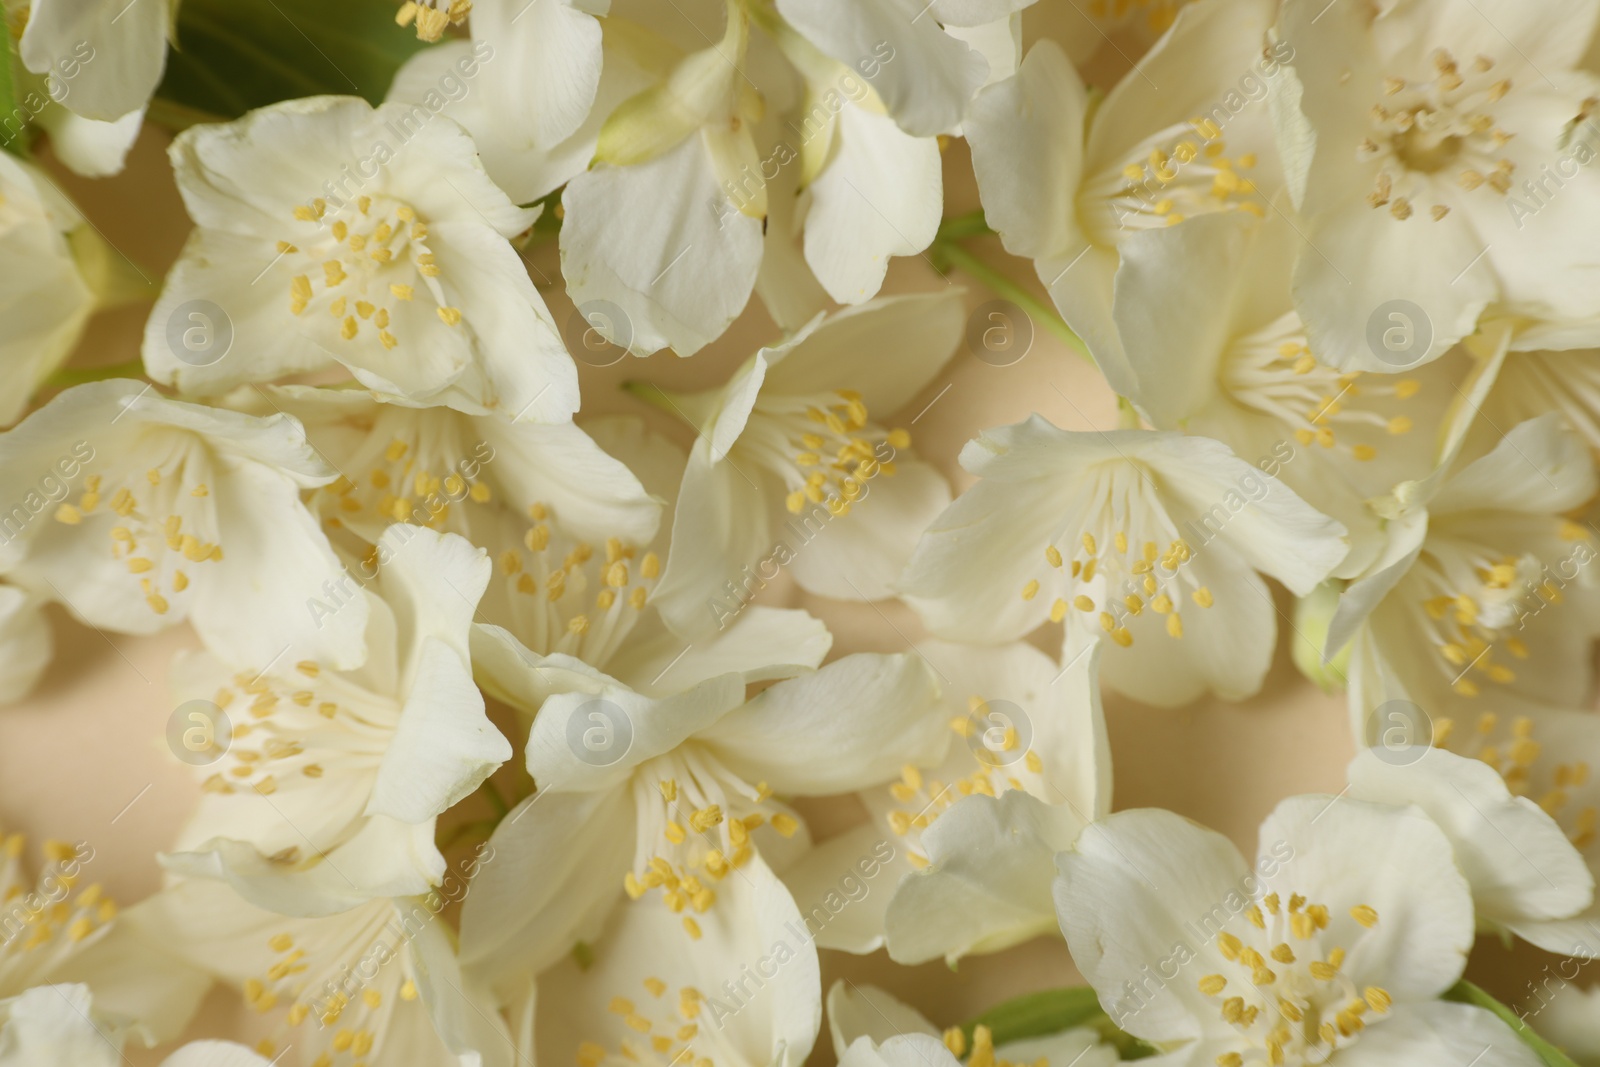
<box><xmin>243</xmin><ymin>917</ymin><xmax>419</xmax><ymax>1067</ymax></box>
<box><xmin>395</xmin><ymin>0</ymin><xmax>470</xmax><ymax>41</ymax></box>
<box><xmin>1201</xmin><ymin>896</ymin><xmax>1388</xmax><ymax>1065</ymax></box>
<box><xmin>320</xmin><ymin>433</ymin><xmax>495</xmax><ymax>534</ymax></box>
<box><xmin>1106</xmin><ymin>117</ymin><xmax>1265</xmax><ymax>234</ymax></box>
<box><xmin>579</xmin><ymin>977</ymin><xmax>711</xmax><ymax>1067</ymax></box>
<box><xmin>624</xmin><ymin>770</ymin><xmax>785</xmax><ymax>939</ymax></box>
<box><xmin>0</xmin><ymin>832</ymin><xmax>115</xmax><ymax>975</ymax></box>
<box><xmin>1408</xmin><ymin>525</ymin><xmax>1589</xmax><ymax>699</ymax></box>
<box><xmin>54</xmin><ymin>464</ymin><xmax>224</xmax><ymax>616</ymax></box>
<box><xmin>197</xmin><ymin>660</ymin><xmax>374</xmax><ymax>804</ymax></box>
<box><xmin>887</xmin><ymin>708</ymin><xmax>1048</xmax><ymax>866</ymax></box>
<box><xmin>286</xmin><ymin>196</ymin><xmax>455</xmax><ymax>351</ymax></box>
<box><xmin>1362</xmin><ymin>49</ymin><xmax>1518</xmax><ymax>221</ymax></box>
<box><xmin>963</xmin><ymin>1024</ymin><xmax>1049</xmax><ymax>1067</ymax></box>
<box><xmin>777</xmin><ymin>391</ymin><xmax>907</xmax><ymax>518</ymax></box>
<box><xmin>502</xmin><ymin>502</ymin><xmax>660</xmax><ymax>670</ymax></box>
<box><xmin>1026</xmin><ymin>529</ymin><xmax>1213</xmax><ymax>648</ymax></box>
<box><xmin>1438</xmin><ymin>711</ymin><xmax>1599</xmax><ymax>851</ymax></box>
<box><xmin>1220</xmin><ymin>314</ymin><xmax>1420</xmax><ymax>463</ymax></box>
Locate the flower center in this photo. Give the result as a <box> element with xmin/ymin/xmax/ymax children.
<box><xmin>493</xmin><ymin>503</ymin><xmax>659</xmax><ymax>671</ymax></box>
<box><xmin>0</xmin><ymin>833</ymin><xmax>115</xmax><ymax>991</ymax></box>
<box><xmin>1199</xmin><ymin>895</ymin><xmax>1390</xmax><ymax>1067</ymax></box>
<box><xmin>198</xmin><ymin>662</ymin><xmax>393</xmax><ymax>832</ymax></box>
<box><xmin>284</xmin><ymin>194</ymin><xmax>460</xmax><ymax>351</ymax></box>
<box><xmin>394</xmin><ymin>0</ymin><xmax>471</xmax><ymax>42</ymax></box>
<box><xmin>243</xmin><ymin>905</ymin><xmax>421</xmax><ymax>1065</ymax></box>
<box><xmin>883</xmin><ymin>703</ymin><xmax>1051</xmax><ymax>867</ymax></box>
<box><xmin>1359</xmin><ymin>50</ymin><xmax>1518</xmax><ymax>221</ymax></box>
<box><xmin>1436</xmin><ymin>712</ymin><xmax>1598</xmax><ymax>850</ymax></box>
<box><xmin>1220</xmin><ymin>312</ymin><xmax>1419</xmax><ymax>462</ymax></box>
<box><xmin>320</xmin><ymin>430</ymin><xmax>495</xmax><ymax>536</ymax></box>
<box><xmin>748</xmin><ymin>390</ymin><xmax>908</xmax><ymax>519</ymax></box>
<box><xmin>579</xmin><ymin>977</ymin><xmax>712</xmax><ymax>1067</ymax></box>
<box><xmin>1408</xmin><ymin>521</ymin><xmax>1589</xmax><ymax>696</ymax></box>
<box><xmin>1019</xmin><ymin>470</ymin><xmax>1218</xmax><ymax>648</ymax></box>
<box><xmin>52</xmin><ymin>452</ymin><xmax>224</xmax><ymax>616</ymax></box>
<box><xmin>1086</xmin><ymin>118</ymin><xmax>1265</xmax><ymax>241</ymax></box>
<box><xmin>621</xmin><ymin>746</ymin><xmax>797</xmax><ymax>942</ymax></box>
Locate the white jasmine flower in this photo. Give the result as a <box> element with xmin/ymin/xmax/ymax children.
<box><xmin>647</xmin><ymin>293</ymin><xmax>960</xmax><ymax>637</ymax></box>
<box><xmin>0</xmin><ymin>380</ymin><xmax>368</xmax><ymax>671</ymax></box>
<box><xmin>0</xmin><ymin>829</ymin><xmax>208</xmax><ymax>1049</ymax></box>
<box><xmin>144</xmin><ymin>96</ymin><xmax>576</xmax><ymax>423</ymax></box>
<box><xmin>1272</xmin><ymin>0</ymin><xmax>1600</xmax><ymax>369</ymax></box>
<box><xmin>169</xmin><ymin>525</ymin><xmax>510</xmax><ymax>904</ymax></box>
<box><xmin>1110</xmin><ymin>209</ymin><xmax>1495</xmax><ymax>576</ymax></box>
<box><xmin>560</xmin><ymin>0</ymin><xmax>766</xmax><ymax>356</ymax></box>
<box><xmin>825</xmin><ymin>982</ymin><xmax>1116</xmax><ymax>1067</ymax></box>
<box><xmin>756</xmin><ymin>10</ymin><xmax>942</xmax><ymax>304</ymax></box>
<box><xmin>1057</xmin><ymin>798</ymin><xmax>1540</xmax><ymax>1067</ymax></box>
<box><xmin>133</xmin><ymin>878</ymin><xmax>513</xmax><ymax>1067</ymax></box>
<box><xmin>387</xmin><ymin>2</ymin><xmax>655</xmax><ymax>205</ymax></box>
<box><xmin>1327</xmin><ymin>413</ymin><xmax>1600</xmax><ymax>740</ymax></box>
<box><xmin>258</xmin><ymin>385</ymin><xmax>659</xmax><ymax>554</ymax></box>
<box><xmin>783</xmin><ymin>640</ymin><xmax>1109</xmax><ymax>964</ymax></box>
<box><xmin>0</xmin><ymin>153</ymin><xmax>95</xmax><ymax>426</ymax></box>
<box><xmin>501</xmin><ymin>849</ymin><xmax>821</xmax><ymax>1067</ymax></box>
<box><xmin>457</xmin><ymin>651</ymin><xmax>945</xmax><ymax>993</ymax></box>
<box><xmin>964</xmin><ymin>0</ymin><xmax>1284</xmax><ymax>390</ymax></box>
<box><xmin>900</xmin><ymin>415</ymin><xmax>1348</xmax><ymax>706</ymax></box>
<box><xmin>1348</xmin><ymin>724</ymin><xmax>1600</xmax><ymax>958</ymax></box>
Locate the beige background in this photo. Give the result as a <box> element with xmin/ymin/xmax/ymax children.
<box><xmin>2</xmin><ymin>100</ymin><xmax>1555</xmax><ymax>1061</ymax></box>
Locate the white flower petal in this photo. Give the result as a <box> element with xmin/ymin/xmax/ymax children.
<box><xmin>560</xmin><ymin>133</ymin><xmax>763</xmax><ymax>356</ymax></box>
<box><xmin>775</xmin><ymin>0</ymin><xmax>986</xmax><ymax>137</ymax></box>
<box><xmin>703</xmin><ymin>652</ymin><xmax>944</xmax><ymax>795</ymax></box>
<box><xmin>1257</xmin><ymin>794</ymin><xmax>1473</xmax><ymax>1001</ymax></box>
<box><xmin>459</xmin><ymin>788</ymin><xmax>635</xmax><ymax>992</ymax></box>
<box><xmin>802</xmin><ymin>104</ymin><xmax>941</xmax><ymax>305</ymax></box>
<box><xmin>886</xmin><ymin>790</ymin><xmax>1081</xmax><ymax>963</ymax></box>
<box><xmin>825</xmin><ymin>981</ymin><xmax>936</xmax><ymax>1059</ymax></box>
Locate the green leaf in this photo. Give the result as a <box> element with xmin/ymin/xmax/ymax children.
<box><xmin>1444</xmin><ymin>980</ymin><xmax>1581</xmax><ymax>1067</ymax></box>
<box><xmin>153</xmin><ymin>0</ymin><xmax>430</xmax><ymax>125</ymax></box>
<box><xmin>960</xmin><ymin>987</ymin><xmax>1157</xmax><ymax>1061</ymax></box>
<box><xmin>0</xmin><ymin>35</ymin><xmax>22</xmax><ymax>158</ymax></box>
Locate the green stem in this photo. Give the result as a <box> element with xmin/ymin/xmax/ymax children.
<box><xmin>936</xmin><ymin>209</ymin><xmax>994</xmax><ymax>242</ymax></box>
<box><xmin>480</xmin><ymin>778</ymin><xmax>511</xmax><ymax>820</ymax></box>
<box><xmin>932</xmin><ymin>241</ymin><xmax>1092</xmax><ymax>363</ymax></box>
<box><xmin>46</xmin><ymin>360</ymin><xmax>147</xmax><ymax>388</ymax></box>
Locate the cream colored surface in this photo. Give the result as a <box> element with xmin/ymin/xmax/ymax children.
<box><xmin>3</xmin><ymin>115</ymin><xmax>1550</xmax><ymax>1065</ymax></box>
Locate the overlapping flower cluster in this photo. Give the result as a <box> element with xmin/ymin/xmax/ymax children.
<box><xmin>4</xmin><ymin>0</ymin><xmax>1600</xmax><ymax>1065</ymax></box>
